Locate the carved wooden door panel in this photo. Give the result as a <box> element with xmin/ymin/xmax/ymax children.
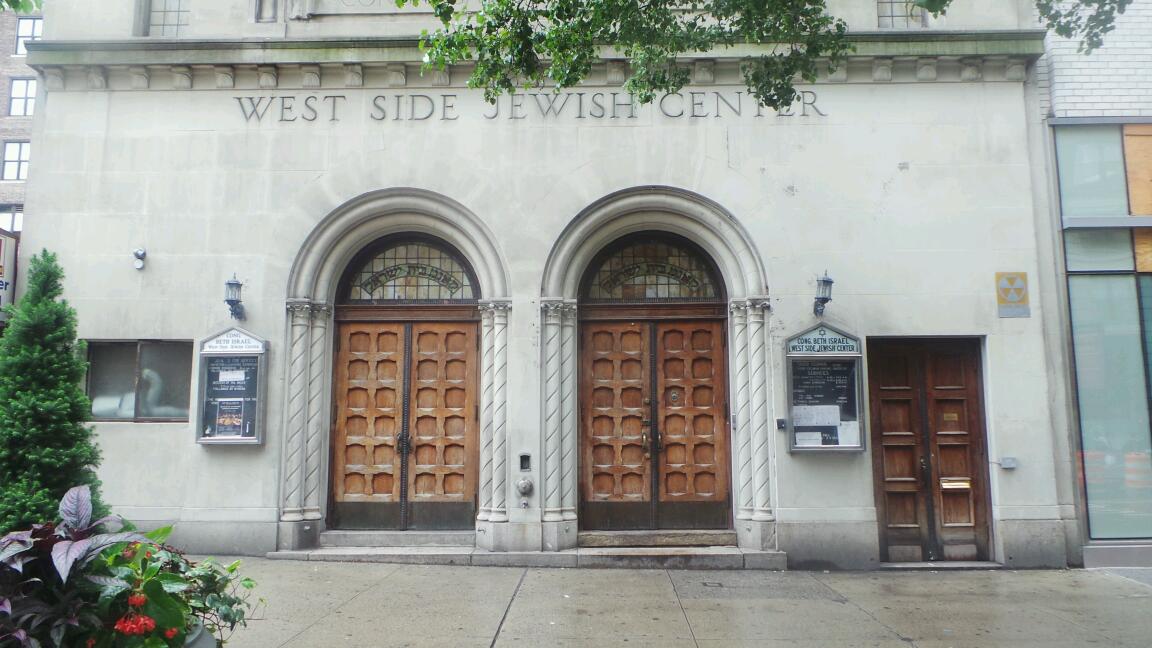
<box><xmin>580</xmin><ymin>319</ymin><xmax>730</xmax><ymax>530</ymax></box>
<box><xmin>868</xmin><ymin>339</ymin><xmax>990</xmax><ymax>562</ymax></box>
<box><xmin>331</xmin><ymin>321</ymin><xmax>477</xmax><ymax>530</ymax></box>
<box><xmin>332</xmin><ymin>323</ymin><xmax>404</xmax><ymax>519</ymax></box>
<box><xmin>581</xmin><ymin>322</ymin><xmax>651</xmax><ymax>529</ymax></box>
<box><xmin>407</xmin><ymin>323</ymin><xmax>478</xmax><ymax>528</ymax></box>
<box><xmin>656</xmin><ymin>321</ymin><xmax>729</xmax><ymax>528</ymax></box>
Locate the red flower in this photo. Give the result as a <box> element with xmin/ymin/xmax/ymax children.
<box><xmin>127</xmin><ymin>593</ymin><xmax>147</xmax><ymax>608</ymax></box>
<box><xmin>113</xmin><ymin>612</ymin><xmax>158</xmax><ymax>636</ymax></box>
<box><xmin>85</xmin><ymin>639</ymin><xmax>96</xmax><ymax>648</ymax></box>
<box><xmin>164</xmin><ymin>628</ymin><xmax>179</xmax><ymax>639</ymax></box>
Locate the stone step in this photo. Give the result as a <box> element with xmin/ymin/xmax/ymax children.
<box><xmin>578</xmin><ymin>529</ymin><xmax>738</xmax><ymax>547</ymax></box>
<box><xmin>878</xmin><ymin>561</ymin><xmax>1004</xmax><ymax>570</ymax></box>
<box><xmin>267</xmin><ymin>546</ymin><xmax>787</xmax><ymax>570</ymax></box>
<box><xmin>319</xmin><ymin>530</ymin><xmax>476</xmax><ymax>548</ymax></box>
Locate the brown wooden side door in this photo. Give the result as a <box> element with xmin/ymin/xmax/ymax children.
<box><xmin>331</xmin><ymin>320</ymin><xmax>478</xmax><ymax>530</ymax></box>
<box><xmin>868</xmin><ymin>339</ymin><xmax>991</xmax><ymax>562</ymax></box>
<box><xmin>580</xmin><ymin>319</ymin><xmax>730</xmax><ymax>530</ymax></box>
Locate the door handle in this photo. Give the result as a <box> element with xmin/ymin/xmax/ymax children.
<box><xmin>642</xmin><ymin>430</ymin><xmax>649</xmax><ymax>456</ymax></box>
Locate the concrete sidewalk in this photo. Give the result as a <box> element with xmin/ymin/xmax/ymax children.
<box><xmin>220</xmin><ymin>559</ymin><xmax>1152</xmax><ymax>647</ymax></box>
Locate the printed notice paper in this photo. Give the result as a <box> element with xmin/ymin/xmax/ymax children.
<box><xmin>218</xmin><ymin>369</ymin><xmax>245</xmax><ymax>383</ymax></box>
<box><xmin>792</xmin><ymin>405</ymin><xmax>840</xmax><ymax>427</ymax></box>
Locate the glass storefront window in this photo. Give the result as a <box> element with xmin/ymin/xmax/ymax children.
<box><xmin>1065</xmin><ymin>230</ymin><xmax>1134</xmax><ymax>272</ymax></box>
<box><xmin>1055</xmin><ymin>126</ymin><xmax>1130</xmax><ymax>220</ymax></box>
<box><xmin>1069</xmin><ymin>275</ymin><xmax>1152</xmax><ymax>539</ymax></box>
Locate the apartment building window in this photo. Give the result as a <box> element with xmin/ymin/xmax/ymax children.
<box><xmin>0</xmin><ymin>204</ymin><xmax>22</xmax><ymax>232</ymax></box>
<box><xmin>148</xmin><ymin>0</ymin><xmax>190</xmax><ymax>37</ymax></box>
<box><xmin>88</xmin><ymin>341</ymin><xmax>194</xmax><ymax>421</ymax></box>
<box><xmin>1056</xmin><ymin>124</ymin><xmax>1152</xmax><ymax>540</ymax></box>
<box><xmin>878</xmin><ymin>0</ymin><xmax>927</xmax><ymax>28</ymax></box>
<box><xmin>9</xmin><ymin>78</ymin><xmax>35</xmax><ymax>117</ymax></box>
<box><xmin>14</xmin><ymin>17</ymin><xmax>42</xmax><ymax>55</ymax></box>
<box><xmin>2</xmin><ymin>142</ymin><xmax>29</xmax><ymax>181</ymax></box>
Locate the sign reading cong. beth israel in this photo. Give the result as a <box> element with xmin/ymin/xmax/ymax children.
<box><xmin>233</xmin><ymin>89</ymin><xmax>827</xmax><ymax>124</ymax></box>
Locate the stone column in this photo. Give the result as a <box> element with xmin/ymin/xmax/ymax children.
<box><xmin>476</xmin><ymin>303</ymin><xmax>497</xmax><ymax>521</ymax></box>
<box><xmin>488</xmin><ymin>300</ymin><xmax>512</xmax><ymax>522</ymax></box>
<box><xmin>748</xmin><ymin>298</ymin><xmax>774</xmax><ymax>521</ymax></box>
<box><xmin>541</xmin><ymin>300</ymin><xmax>565</xmax><ymax>522</ymax></box>
<box><xmin>729</xmin><ymin>300</ymin><xmax>753</xmax><ymax>520</ymax></box>
<box><xmin>541</xmin><ymin>298</ymin><xmax>578</xmax><ymax>551</ymax></box>
<box><xmin>280</xmin><ymin>299</ymin><xmax>313</xmax><ymax>524</ymax></box>
<box><xmin>278</xmin><ymin>299</ymin><xmax>321</xmax><ymax>550</ymax></box>
<box><xmin>302</xmin><ymin>303</ymin><xmax>331</xmax><ymax>521</ymax></box>
<box><xmin>255</xmin><ymin>0</ymin><xmax>277</xmax><ymax>21</ymax></box>
<box><xmin>559</xmin><ymin>301</ymin><xmax>579</xmax><ymax>520</ymax></box>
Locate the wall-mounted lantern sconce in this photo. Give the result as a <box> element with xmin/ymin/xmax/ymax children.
<box><xmin>132</xmin><ymin>248</ymin><xmax>147</xmax><ymax>271</ymax></box>
<box><xmin>225</xmin><ymin>275</ymin><xmax>245</xmax><ymax>320</ymax></box>
<box><xmin>813</xmin><ymin>271</ymin><xmax>834</xmax><ymax>317</ymax></box>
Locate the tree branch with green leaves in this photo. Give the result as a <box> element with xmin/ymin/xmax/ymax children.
<box><xmin>400</xmin><ymin>0</ymin><xmax>1134</xmax><ymax>109</ymax></box>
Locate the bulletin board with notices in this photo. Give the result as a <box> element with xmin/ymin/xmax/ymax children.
<box><xmin>786</xmin><ymin>325</ymin><xmax>865</xmax><ymax>452</ymax></box>
<box><xmin>197</xmin><ymin>328</ymin><xmax>267</xmax><ymax>445</ymax></box>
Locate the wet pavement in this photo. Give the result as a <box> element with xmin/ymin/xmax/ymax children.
<box><xmin>219</xmin><ymin>559</ymin><xmax>1152</xmax><ymax>647</ymax></box>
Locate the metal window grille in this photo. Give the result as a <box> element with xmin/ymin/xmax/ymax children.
<box><xmin>149</xmin><ymin>0</ymin><xmax>190</xmax><ymax>37</ymax></box>
<box><xmin>14</xmin><ymin>17</ymin><xmax>41</xmax><ymax>55</ymax></box>
<box><xmin>2</xmin><ymin>142</ymin><xmax>30</xmax><ymax>181</ymax></box>
<box><xmin>9</xmin><ymin>79</ymin><xmax>35</xmax><ymax>117</ymax></box>
<box><xmin>878</xmin><ymin>0</ymin><xmax>927</xmax><ymax>28</ymax></box>
<box><xmin>582</xmin><ymin>239</ymin><xmax>720</xmax><ymax>302</ymax></box>
<box><xmin>0</xmin><ymin>204</ymin><xmax>22</xmax><ymax>232</ymax></box>
<box><xmin>344</xmin><ymin>241</ymin><xmax>477</xmax><ymax>303</ymax></box>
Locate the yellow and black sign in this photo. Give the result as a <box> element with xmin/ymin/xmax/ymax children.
<box><xmin>996</xmin><ymin>272</ymin><xmax>1030</xmax><ymax>318</ymax></box>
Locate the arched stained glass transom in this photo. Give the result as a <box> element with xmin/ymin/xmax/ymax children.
<box><xmin>339</xmin><ymin>237</ymin><xmax>478</xmax><ymax>304</ymax></box>
<box><xmin>580</xmin><ymin>234</ymin><xmax>723</xmax><ymax>302</ymax></box>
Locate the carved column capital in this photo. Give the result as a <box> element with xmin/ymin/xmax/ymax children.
<box><xmin>748</xmin><ymin>296</ymin><xmax>772</xmax><ymax>314</ymax></box>
<box><xmin>479</xmin><ymin>299</ymin><xmax>513</xmax><ymax>313</ymax></box>
<box><xmin>310</xmin><ymin>303</ymin><xmax>333</xmax><ymax>318</ymax></box>
<box><xmin>288</xmin><ymin>0</ymin><xmax>314</xmax><ymax>20</ymax></box>
<box><xmin>286</xmin><ymin>298</ymin><xmax>313</xmax><ymax>315</ymax></box>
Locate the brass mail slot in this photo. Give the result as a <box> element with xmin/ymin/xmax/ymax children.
<box><xmin>940</xmin><ymin>479</ymin><xmax>971</xmax><ymax>490</ymax></box>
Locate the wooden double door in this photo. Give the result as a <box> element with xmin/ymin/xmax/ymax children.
<box><xmin>330</xmin><ymin>320</ymin><xmax>478</xmax><ymax>530</ymax></box>
<box><xmin>868</xmin><ymin>339</ymin><xmax>991</xmax><ymax>562</ymax></box>
<box><xmin>579</xmin><ymin>319</ymin><xmax>730</xmax><ymax>530</ymax></box>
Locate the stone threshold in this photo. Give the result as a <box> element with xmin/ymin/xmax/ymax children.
<box><xmin>320</xmin><ymin>530</ymin><xmax>476</xmax><ymax>547</ymax></box>
<box><xmin>267</xmin><ymin>546</ymin><xmax>787</xmax><ymax>570</ymax></box>
<box><xmin>879</xmin><ymin>561</ymin><xmax>1004</xmax><ymax>570</ymax></box>
<box><xmin>578</xmin><ymin>529</ymin><xmax>737</xmax><ymax>547</ymax></box>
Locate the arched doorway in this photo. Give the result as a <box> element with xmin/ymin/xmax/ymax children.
<box><xmin>578</xmin><ymin>233</ymin><xmax>732</xmax><ymax>530</ymax></box>
<box><xmin>328</xmin><ymin>235</ymin><xmax>481</xmax><ymax>530</ymax></box>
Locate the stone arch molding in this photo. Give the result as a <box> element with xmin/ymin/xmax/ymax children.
<box><xmin>537</xmin><ymin>186</ymin><xmax>777</xmax><ymax>551</ymax></box>
<box><xmin>278</xmin><ymin>188</ymin><xmax>513</xmax><ymax>546</ymax></box>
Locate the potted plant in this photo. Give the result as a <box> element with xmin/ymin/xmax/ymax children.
<box><xmin>0</xmin><ymin>486</ymin><xmax>257</xmax><ymax>647</ymax></box>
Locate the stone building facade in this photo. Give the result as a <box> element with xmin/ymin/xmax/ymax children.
<box><xmin>20</xmin><ymin>0</ymin><xmax>1076</xmax><ymax>568</ymax></box>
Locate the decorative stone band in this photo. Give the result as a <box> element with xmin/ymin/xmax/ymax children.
<box><xmin>29</xmin><ymin>35</ymin><xmax>1043</xmax><ymax>92</ymax></box>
